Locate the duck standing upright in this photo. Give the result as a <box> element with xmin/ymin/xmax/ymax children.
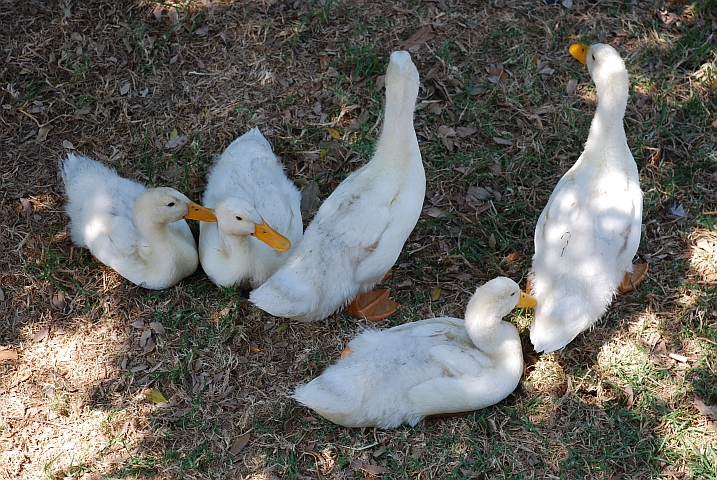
<box><xmin>292</xmin><ymin>277</ymin><xmax>536</xmax><ymax>429</ymax></box>
<box><xmin>198</xmin><ymin>128</ymin><xmax>302</xmax><ymax>288</ymax></box>
<box><xmin>61</xmin><ymin>153</ymin><xmax>217</xmax><ymax>290</ymax></box>
<box><xmin>529</xmin><ymin>44</ymin><xmax>647</xmax><ymax>353</ymax></box>
<box><xmin>250</xmin><ymin>50</ymin><xmax>425</xmax><ymax>322</ymax></box>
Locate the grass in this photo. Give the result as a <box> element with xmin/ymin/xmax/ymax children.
<box><xmin>1</xmin><ymin>0</ymin><xmax>716</xmax><ymax>479</ymax></box>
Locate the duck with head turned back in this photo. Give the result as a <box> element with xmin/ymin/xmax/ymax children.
<box><xmin>250</xmin><ymin>50</ymin><xmax>426</xmax><ymax>322</ymax></box>
<box><xmin>292</xmin><ymin>277</ymin><xmax>537</xmax><ymax>429</ymax></box>
<box><xmin>61</xmin><ymin>153</ymin><xmax>217</xmax><ymax>290</ymax></box>
<box><xmin>528</xmin><ymin>43</ymin><xmax>647</xmax><ymax>353</ymax></box>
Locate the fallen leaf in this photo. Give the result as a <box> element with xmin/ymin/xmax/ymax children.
<box><xmin>74</xmin><ymin>106</ymin><xmax>92</xmax><ymax>115</ymax></box>
<box><xmin>165</xmin><ymin>134</ymin><xmax>188</xmax><ymax>149</ymax></box>
<box><xmin>326</xmin><ymin>127</ymin><xmax>341</xmax><ymax>139</ymax></box>
<box><xmin>693</xmin><ymin>397</ymin><xmax>717</xmax><ymax>420</ymax></box>
<box><xmin>402</xmin><ymin>25</ymin><xmax>434</xmax><ymax>51</ymax></box>
<box><xmin>506</xmin><ymin>252</ymin><xmax>519</xmax><ymax>262</ymax></box>
<box><xmin>561</xmin><ymin>0</ymin><xmax>573</xmax><ymax>8</ymax></box>
<box><xmin>120</xmin><ymin>82</ymin><xmax>130</xmax><ymax>95</ymax></box>
<box><xmin>0</xmin><ymin>350</ymin><xmax>19</xmax><ymax>361</ymax></box>
<box><xmin>669</xmin><ymin>203</ymin><xmax>686</xmax><ymax>217</ymax></box>
<box><xmin>300</xmin><ymin>180</ymin><xmax>320</xmax><ymax>218</ymax></box>
<box><xmin>51</xmin><ymin>290</ymin><xmax>66</xmax><ymax>310</ymax></box>
<box><xmin>488</xmin><ymin>65</ymin><xmax>510</xmax><ymax>83</ymax></box>
<box><xmin>20</xmin><ymin>198</ymin><xmax>33</xmax><ymax>216</ymax></box>
<box><xmin>489</xmin><ymin>233</ymin><xmax>496</xmax><ymax>251</ymax></box>
<box><xmin>143</xmin><ymin>388</ymin><xmax>168</xmax><ymax>404</ymax></box>
<box><xmin>62</xmin><ymin>140</ymin><xmax>75</xmax><ymax>149</ymax></box>
<box><xmin>275</xmin><ymin>323</ymin><xmax>288</xmax><ymax>334</ymax></box>
<box><xmin>566</xmin><ymin>79</ymin><xmax>578</xmax><ymax>95</ymax></box>
<box><xmin>668</xmin><ymin>352</ymin><xmax>688</xmax><ymax>363</ymax></box>
<box><xmin>425</xmin><ymin>206</ymin><xmax>447</xmax><ymax>218</ymax></box>
<box><xmin>467</xmin><ymin>185</ymin><xmax>490</xmax><ymax>200</ymax></box>
<box><xmin>455</xmin><ymin>125</ymin><xmax>478</xmax><ymax>137</ymax></box>
<box><xmin>36</xmin><ymin>124</ymin><xmax>52</xmax><ymax>142</ymax></box>
<box><xmin>493</xmin><ymin>137</ymin><xmax>513</xmax><ymax>146</ymax></box>
<box><xmin>711</xmin><ymin>118</ymin><xmax>717</xmax><ymax>131</ymax></box>
<box><xmin>430</xmin><ymin>286</ymin><xmax>442</xmax><ymax>301</ymax></box>
<box><xmin>350</xmin><ymin>459</ymin><xmax>389</xmax><ymax>476</ymax></box>
<box><xmin>624</xmin><ymin>384</ymin><xmax>634</xmax><ymax>407</ymax></box>
<box><xmin>139</xmin><ymin>329</ymin><xmax>152</xmax><ymax>348</ymax></box>
<box><xmin>130</xmin><ymin>320</ymin><xmax>145</xmax><ymax>329</ymax></box>
<box><xmin>149</xmin><ymin>322</ymin><xmax>165</xmax><ymax>334</ymax></box>
<box><xmin>538</xmin><ymin>67</ymin><xmax>555</xmax><ymax>75</ymax></box>
<box><xmin>436</xmin><ymin>125</ymin><xmax>456</xmax><ymax>137</ymax></box>
<box><xmin>143</xmin><ymin>336</ymin><xmax>155</xmax><ymax>354</ymax></box>
<box><xmin>230</xmin><ymin>432</ymin><xmax>251</xmax><ymax>455</ymax></box>
<box><xmin>168</xmin><ymin>6</ymin><xmax>179</xmax><ymax>24</ymax></box>
<box><xmin>153</xmin><ymin>5</ymin><xmax>164</xmax><ymax>21</ymax></box>
<box><xmin>33</xmin><ymin>326</ymin><xmax>50</xmax><ymax>343</ymax></box>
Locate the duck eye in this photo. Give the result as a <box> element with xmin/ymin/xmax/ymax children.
<box><xmin>236</xmin><ymin>216</ymin><xmax>243</xmax><ymax>221</ymax></box>
<box><xmin>591</xmin><ymin>54</ymin><xmax>595</xmax><ymax>61</ymax></box>
<box><xmin>167</xmin><ymin>202</ymin><xmax>175</xmax><ymax>207</ymax></box>
<box><xmin>511</xmin><ymin>292</ymin><xmax>516</xmax><ymax>296</ymax></box>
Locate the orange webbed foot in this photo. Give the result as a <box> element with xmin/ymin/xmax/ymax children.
<box><xmin>347</xmin><ymin>289</ymin><xmax>399</xmax><ymax>322</ymax></box>
<box><xmin>618</xmin><ymin>263</ymin><xmax>648</xmax><ymax>294</ymax></box>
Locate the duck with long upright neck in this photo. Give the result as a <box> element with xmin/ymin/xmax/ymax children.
<box><xmin>61</xmin><ymin>153</ymin><xmax>217</xmax><ymax>290</ymax></box>
<box><xmin>292</xmin><ymin>277</ymin><xmax>536</xmax><ymax>429</ymax></box>
<box><xmin>528</xmin><ymin>43</ymin><xmax>647</xmax><ymax>353</ymax></box>
<box><xmin>250</xmin><ymin>50</ymin><xmax>426</xmax><ymax>322</ymax></box>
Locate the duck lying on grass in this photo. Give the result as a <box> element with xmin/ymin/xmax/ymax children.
<box><xmin>529</xmin><ymin>43</ymin><xmax>647</xmax><ymax>353</ymax></box>
<box><xmin>293</xmin><ymin>277</ymin><xmax>536</xmax><ymax>429</ymax></box>
<box><xmin>61</xmin><ymin>153</ymin><xmax>216</xmax><ymax>290</ymax></box>
<box><xmin>199</xmin><ymin>127</ymin><xmax>302</xmax><ymax>289</ymax></box>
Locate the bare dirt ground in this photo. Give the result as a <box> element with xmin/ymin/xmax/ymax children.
<box><xmin>1</xmin><ymin>0</ymin><xmax>716</xmax><ymax>479</ymax></box>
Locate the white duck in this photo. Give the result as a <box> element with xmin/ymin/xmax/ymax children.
<box><xmin>292</xmin><ymin>277</ymin><xmax>536</xmax><ymax>429</ymax></box>
<box><xmin>61</xmin><ymin>153</ymin><xmax>216</xmax><ymax>290</ymax></box>
<box><xmin>250</xmin><ymin>50</ymin><xmax>426</xmax><ymax>322</ymax></box>
<box><xmin>198</xmin><ymin>128</ymin><xmax>302</xmax><ymax>288</ymax></box>
<box><xmin>529</xmin><ymin>43</ymin><xmax>646</xmax><ymax>353</ymax></box>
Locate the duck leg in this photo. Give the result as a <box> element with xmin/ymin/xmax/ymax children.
<box><xmin>617</xmin><ymin>263</ymin><xmax>648</xmax><ymax>294</ymax></box>
<box><xmin>347</xmin><ymin>271</ymin><xmax>399</xmax><ymax>322</ymax></box>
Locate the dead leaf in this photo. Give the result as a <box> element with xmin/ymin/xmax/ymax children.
<box><xmin>623</xmin><ymin>384</ymin><xmax>634</xmax><ymax>407</ymax></box>
<box><xmin>430</xmin><ymin>286</ymin><xmax>442</xmax><ymax>301</ymax></box>
<box><xmin>20</xmin><ymin>198</ymin><xmax>33</xmax><ymax>216</ymax></box>
<box><xmin>467</xmin><ymin>186</ymin><xmax>490</xmax><ymax>200</ymax></box>
<box><xmin>139</xmin><ymin>329</ymin><xmax>152</xmax><ymax>348</ymax></box>
<box><xmin>74</xmin><ymin>106</ymin><xmax>92</xmax><ymax>115</ymax></box>
<box><xmin>0</xmin><ymin>350</ymin><xmax>19</xmax><ymax>361</ymax></box>
<box><xmin>230</xmin><ymin>432</ymin><xmax>251</xmax><ymax>455</ymax></box>
<box><xmin>275</xmin><ymin>323</ymin><xmax>289</xmax><ymax>334</ymax></box>
<box><xmin>326</xmin><ymin>127</ymin><xmax>341</xmax><ymax>139</ymax></box>
<box><xmin>120</xmin><ymin>82</ymin><xmax>130</xmax><ymax>95</ymax></box>
<box><xmin>153</xmin><ymin>5</ymin><xmax>164</xmax><ymax>21</ymax></box>
<box><xmin>693</xmin><ymin>397</ymin><xmax>717</xmax><ymax>420</ymax></box>
<box><xmin>493</xmin><ymin>137</ymin><xmax>513</xmax><ymax>146</ymax></box>
<box><xmin>711</xmin><ymin>118</ymin><xmax>717</xmax><ymax>131</ymax></box>
<box><xmin>488</xmin><ymin>65</ymin><xmax>510</xmax><ymax>83</ymax></box>
<box><xmin>350</xmin><ymin>459</ymin><xmax>388</xmax><ymax>476</ymax></box>
<box><xmin>33</xmin><ymin>326</ymin><xmax>49</xmax><ymax>343</ymax></box>
<box><xmin>36</xmin><ymin>124</ymin><xmax>52</xmax><ymax>142</ymax></box>
<box><xmin>566</xmin><ymin>79</ymin><xmax>578</xmax><ymax>95</ymax></box>
<box><xmin>168</xmin><ymin>6</ymin><xmax>179</xmax><ymax>24</ymax></box>
<box><xmin>130</xmin><ymin>320</ymin><xmax>145</xmax><ymax>329</ymax></box>
<box><xmin>149</xmin><ymin>321</ymin><xmax>165</xmax><ymax>335</ymax></box>
<box><xmin>425</xmin><ymin>207</ymin><xmax>446</xmax><ymax>218</ymax></box>
<box><xmin>51</xmin><ymin>290</ymin><xmax>66</xmax><ymax>310</ymax></box>
<box><xmin>506</xmin><ymin>252</ymin><xmax>519</xmax><ymax>262</ymax></box>
<box><xmin>561</xmin><ymin>0</ymin><xmax>573</xmax><ymax>8</ymax></box>
<box><xmin>143</xmin><ymin>388</ymin><xmax>168</xmax><ymax>404</ymax></box>
<box><xmin>300</xmin><ymin>180</ymin><xmax>320</xmax><ymax>218</ymax></box>
<box><xmin>402</xmin><ymin>25</ymin><xmax>434</xmax><ymax>51</ymax></box>
<box><xmin>455</xmin><ymin>125</ymin><xmax>478</xmax><ymax>137</ymax></box>
<box><xmin>668</xmin><ymin>352</ymin><xmax>688</xmax><ymax>363</ymax></box>
<box><xmin>62</xmin><ymin>140</ymin><xmax>75</xmax><ymax>149</ymax></box>
<box><xmin>436</xmin><ymin>125</ymin><xmax>456</xmax><ymax>137</ymax></box>
<box><xmin>489</xmin><ymin>233</ymin><xmax>496</xmax><ymax>250</ymax></box>
<box><xmin>165</xmin><ymin>134</ymin><xmax>188</xmax><ymax>149</ymax></box>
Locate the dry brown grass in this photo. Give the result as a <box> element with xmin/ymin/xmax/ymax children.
<box><xmin>1</xmin><ymin>0</ymin><xmax>716</xmax><ymax>478</ymax></box>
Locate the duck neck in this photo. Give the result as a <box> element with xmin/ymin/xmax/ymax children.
<box><xmin>372</xmin><ymin>85</ymin><xmax>419</xmax><ymax>168</ymax></box>
<box><xmin>586</xmin><ymin>74</ymin><xmax>629</xmax><ymax>148</ymax></box>
<box><xmin>463</xmin><ymin>300</ymin><xmax>511</xmax><ymax>354</ymax></box>
<box><xmin>135</xmin><ymin>212</ymin><xmax>186</xmax><ymax>263</ymax></box>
